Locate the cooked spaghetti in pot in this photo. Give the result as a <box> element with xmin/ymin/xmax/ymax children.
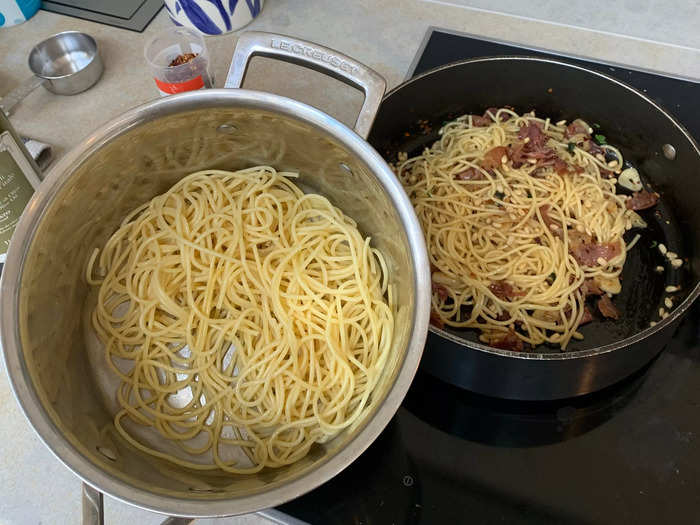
<box><xmin>394</xmin><ymin>107</ymin><xmax>657</xmax><ymax>350</ymax></box>
<box><xmin>86</xmin><ymin>167</ymin><xmax>394</xmax><ymax>472</ymax></box>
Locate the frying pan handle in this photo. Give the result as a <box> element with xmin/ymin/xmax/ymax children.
<box><xmin>0</xmin><ymin>75</ymin><xmax>46</xmax><ymax>116</ymax></box>
<box><xmin>225</xmin><ymin>31</ymin><xmax>386</xmax><ymax>139</ymax></box>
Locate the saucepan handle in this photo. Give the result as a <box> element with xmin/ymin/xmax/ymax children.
<box><xmin>225</xmin><ymin>31</ymin><xmax>386</xmax><ymax>139</ymax></box>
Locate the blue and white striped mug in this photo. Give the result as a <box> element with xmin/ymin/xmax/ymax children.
<box><xmin>0</xmin><ymin>0</ymin><xmax>40</xmax><ymax>27</ymax></box>
<box><xmin>164</xmin><ymin>0</ymin><xmax>263</xmax><ymax>35</ymax></box>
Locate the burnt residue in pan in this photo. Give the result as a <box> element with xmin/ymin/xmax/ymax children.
<box><xmin>383</xmin><ymin>108</ymin><xmax>688</xmax><ymax>353</ymax></box>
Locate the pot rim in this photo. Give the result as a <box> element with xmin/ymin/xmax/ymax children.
<box><xmin>381</xmin><ymin>55</ymin><xmax>700</xmax><ymax>361</ymax></box>
<box><xmin>0</xmin><ymin>88</ymin><xmax>431</xmax><ymax>517</ymax></box>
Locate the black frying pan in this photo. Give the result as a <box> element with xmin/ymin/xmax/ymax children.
<box><xmin>368</xmin><ymin>57</ymin><xmax>700</xmax><ymax>400</ymax></box>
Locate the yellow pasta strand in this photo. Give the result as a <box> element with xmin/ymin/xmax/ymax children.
<box><xmin>87</xmin><ymin>166</ymin><xmax>394</xmax><ymax>473</ymax></box>
<box><xmin>395</xmin><ymin>109</ymin><xmax>633</xmax><ymax>350</ymax></box>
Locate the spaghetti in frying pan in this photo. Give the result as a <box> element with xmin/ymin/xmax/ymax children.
<box><xmin>394</xmin><ymin>107</ymin><xmax>658</xmax><ymax>350</ymax></box>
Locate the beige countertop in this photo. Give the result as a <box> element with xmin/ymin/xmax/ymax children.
<box><xmin>2</xmin><ymin>0</ymin><xmax>699</xmax><ymax>159</ymax></box>
<box><xmin>0</xmin><ymin>1</ymin><xmax>698</xmax><ymax>524</ymax></box>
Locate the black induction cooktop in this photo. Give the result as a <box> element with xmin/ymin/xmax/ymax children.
<box><xmin>275</xmin><ymin>29</ymin><xmax>700</xmax><ymax>525</ymax></box>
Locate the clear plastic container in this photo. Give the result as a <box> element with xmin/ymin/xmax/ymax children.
<box><xmin>144</xmin><ymin>27</ymin><xmax>214</xmax><ymax>96</ymax></box>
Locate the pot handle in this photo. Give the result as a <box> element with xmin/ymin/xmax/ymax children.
<box><xmin>225</xmin><ymin>31</ymin><xmax>386</xmax><ymax>139</ymax></box>
<box><xmin>82</xmin><ymin>483</ymin><xmax>104</xmax><ymax>525</ymax></box>
<box><xmin>82</xmin><ymin>483</ymin><xmax>194</xmax><ymax>524</ymax></box>
<box><xmin>0</xmin><ymin>75</ymin><xmax>46</xmax><ymax>117</ymax></box>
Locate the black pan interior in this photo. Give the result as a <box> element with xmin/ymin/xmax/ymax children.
<box><xmin>368</xmin><ymin>57</ymin><xmax>700</xmax><ymax>353</ymax></box>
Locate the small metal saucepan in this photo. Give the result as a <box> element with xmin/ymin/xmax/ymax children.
<box><xmin>1</xmin><ymin>31</ymin><xmax>103</xmax><ymax>116</ymax></box>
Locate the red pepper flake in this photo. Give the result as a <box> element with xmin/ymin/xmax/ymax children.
<box><xmin>169</xmin><ymin>53</ymin><xmax>198</xmax><ymax>67</ymax></box>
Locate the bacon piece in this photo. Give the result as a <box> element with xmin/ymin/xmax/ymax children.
<box><xmin>490</xmin><ymin>329</ymin><xmax>524</xmax><ymax>351</ymax></box>
<box><xmin>483</xmin><ymin>107</ymin><xmax>512</xmax><ymax>122</ymax></box>
<box><xmin>526</xmin><ymin>147</ymin><xmax>557</xmax><ymax>161</ymax></box>
<box><xmin>583</xmin><ymin>139</ymin><xmax>604</xmax><ymax>157</ymax></box>
<box><xmin>489</xmin><ymin>280</ymin><xmax>526</xmax><ymax>301</ymax></box>
<box><xmin>471</xmin><ymin>115</ymin><xmax>491</xmax><ymax>127</ymax></box>
<box><xmin>553</xmin><ymin>157</ymin><xmax>569</xmax><ymax>175</ymax></box>
<box><xmin>579</xmin><ymin>307</ymin><xmax>594</xmax><ymax>325</ymax></box>
<box><xmin>518</xmin><ymin>121</ymin><xmax>547</xmax><ymax>149</ymax></box>
<box><xmin>508</xmin><ymin>143</ymin><xmax>556</xmax><ymax>169</ymax></box>
<box><xmin>515</xmin><ymin>121</ymin><xmax>559</xmax><ymax>168</ymax></box>
<box><xmin>429</xmin><ymin>310</ymin><xmax>445</xmax><ymax>329</ymax></box>
<box><xmin>455</xmin><ymin>167</ymin><xmax>485</xmax><ymax>181</ymax></box>
<box><xmin>564</xmin><ymin>119</ymin><xmax>590</xmax><ymax>139</ymax></box>
<box><xmin>539</xmin><ymin>204</ymin><xmax>560</xmax><ymax>231</ymax></box>
<box><xmin>568</xmin><ymin>230</ymin><xmax>621</xmax><ymax>267</ymax></box>
<box><xmin>496</xmin><ymin>311</ymin><xmax>511</xmax><ymax>321</ymax></box>
<box><xmin>580</xmin><ymin>278</ymin><xmax>603</xmax><ymax>297</ymax></box>
<box><xmin>597</xmin><ymin>295</ymin><xmax>620</xmax><ymax>319</ymax></box>
<box><xmin>533</xmin><ymin>308</ymin><xmax>559</xmax><ymax>323</ymax></box>
<box><xmin>625</xmin><ymin>190</ymin><xmax>660</xmax><ymax>211</ymax></box>
<box><xmin>508</xmin><ymin>142</ymin><xmax>527</xmax><ymax>168</ymax></box>
<box><xmin>481</xmin><ymin>146</ymin><xmax>508</xmax><ymax>170</ymax></box>
<box><xmin>432</xmin><ymin>281</ymin><xmax>449</xmax><ymax>302</ymax></box>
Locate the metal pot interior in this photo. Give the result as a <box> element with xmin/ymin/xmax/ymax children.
<box><xmin>8</xmin><ymin>93</ymin><xmax>423</xmax><ymax>513</ymax></box>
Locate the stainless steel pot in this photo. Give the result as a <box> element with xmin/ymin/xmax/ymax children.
<box><xmin>1</xmin><ymin>32</ymin><xmax>430</xmax><ymax>519</ymax></box>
